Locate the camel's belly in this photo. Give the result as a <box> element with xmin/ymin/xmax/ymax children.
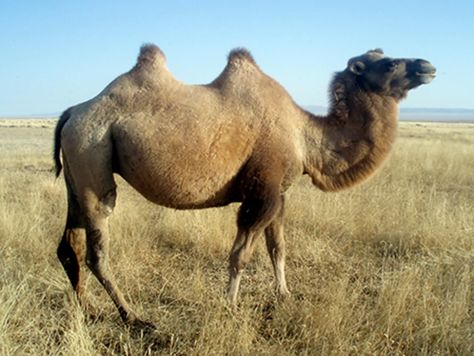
<box><xmin>112</xmin><ymin>117</ymin><xmax>252</xmax><ymax>208</ymax></box>
<box><xmin>118</xmin><ymin>156</ymin><xmax>243</xmax><ymax>209</ymax></box>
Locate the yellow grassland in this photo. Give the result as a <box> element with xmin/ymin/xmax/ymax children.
<box><xmin>0</xmin><ymin>119</ymin><xmax>472</xmax><ymax>355</ymax></box>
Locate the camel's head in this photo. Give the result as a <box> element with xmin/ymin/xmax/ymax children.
<box><xmin>346</xmin><ymin>49</ymin><xmax>436</xmax><ymax>100</ymax></box>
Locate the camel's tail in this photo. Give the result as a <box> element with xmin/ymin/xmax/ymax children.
<box><xmin>54</xmin><ymin>109</ymin><xmax>71</xmax><ymax>177</ymax></box>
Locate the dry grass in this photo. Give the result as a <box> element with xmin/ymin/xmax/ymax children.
<box><xmin>0</xmin><ymin>119</ymin><xmax>472</xmax><ymax>355</ymax></box>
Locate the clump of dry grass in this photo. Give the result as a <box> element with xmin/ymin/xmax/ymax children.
<box><xmin>0</xmin><ymin>120</ymin><xmax>472</xmax><ymax>355</ymax></box>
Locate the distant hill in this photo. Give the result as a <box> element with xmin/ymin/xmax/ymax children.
<box><xmin>304</xmin><ymin>106</ymin><xmax>474</xmax><ymax>123</ymax></box>
<box><xmin>398</xmin><ymin>108</ymin><xmax>474</xmax><ymax>122</ymax></box>
<box><xmin>2</xmin><ymin>108</ymin><xmax>474</xmax><ymax>123</ymax></box>
<box><xmin>0</xmin><ymin>113</ymin><xmax>60</xmax><ymax>119</ymax></box>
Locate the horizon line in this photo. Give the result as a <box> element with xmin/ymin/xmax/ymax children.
<box><xmin>2</xmin><ymin>106</ymin><xmax>474</xmax><ymax>118</ymax></box>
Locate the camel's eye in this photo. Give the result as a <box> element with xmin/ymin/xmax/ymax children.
<box><xmin>386</xmin><ymin>61</ymin><xmax>398</xmax><ymax>72</ymax></box>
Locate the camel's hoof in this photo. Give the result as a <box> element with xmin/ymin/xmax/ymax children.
<box><xmin>85</xmin><ymin>312</ymin><xmax>105</xmax><ymax>323</ymax></box>
<box><xmin>126</xmin><ymin>318</ymin><xmax>171</xmax><ymax>346</ymax></box>
<box><xmin>79</xmin><ymin>302</ymin><xmax>104</xmax><ymax>323</ymax></box>
<box><xmin>277</xmin><ymin>290</ymin><xmax>291</xmax><ymax>301</ymax></box>
<box><xmin>127</xmin><ymin>318</ymin><xmax>158</xmax><ymax>331</ymax></box>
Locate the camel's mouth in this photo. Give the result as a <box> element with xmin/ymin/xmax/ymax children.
<box><xmin>412</xmin><ymin>60</ymin><xmax>436</xmax><ymax>84</ymax></box>
<box><xmin>416</xmin><ymin>71</ymin><xmax>436</xmax><ymax>84</ymax></box>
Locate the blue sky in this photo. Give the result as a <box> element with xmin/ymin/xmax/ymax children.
<box><xmin>1</xmin><ymin>0</ymin><xmax>473</xmax><ymax>116</ymax></box>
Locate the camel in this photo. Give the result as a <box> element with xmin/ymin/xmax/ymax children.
<box><xmin>54</xmin><ymin>44</ymin><xmax>435</xmax><ymax>327</ymax></box>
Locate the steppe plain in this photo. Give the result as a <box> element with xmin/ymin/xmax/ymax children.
<box><xmin>0</xmin><ymin>118</ymin><xmax>472</xmax><ymax>355</ymax></box>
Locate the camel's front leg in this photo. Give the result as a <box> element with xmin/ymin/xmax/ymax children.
<box><xmin>227</xmin><ymin>190</ymin><xmax>283</xmax><ymax>303</ymax></box>
<box><xmin>264</xmin><ymin>195</ymin><xmax>290</xmax><ymax>298</ymax></box>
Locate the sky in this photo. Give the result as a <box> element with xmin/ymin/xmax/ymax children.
<box><xmin>1</xmin><ymin>0</ymin><xmax>473</xmax><ymax>116</ymax></box>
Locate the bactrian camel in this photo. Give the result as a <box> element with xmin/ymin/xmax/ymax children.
<box><xmin>54</xmin><ymin>45</ymin><xmax>436</xmax><ymax>327</ymax></box>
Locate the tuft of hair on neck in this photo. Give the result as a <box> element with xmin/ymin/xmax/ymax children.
<box><xmin>327</xmin><ymin>72</ymin><xmax>352</xmax><ymax>125</ymax></box>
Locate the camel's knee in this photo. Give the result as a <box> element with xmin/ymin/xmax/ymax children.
<box><xmin>229</xmin><ymin>246</ymin><xmax>252</xmax><ymax>274</ymax></box>
<box><xmin>266</xmin><ymin>239</ymin><xmax>286</xmax><ymax>264</ymax></box>
<box><xmin>83</xmin><ymin>188</ymin><xmax>116</xmax><ymax>218</ymax></box>
<box><xmin>99</xmin><ymin>188</ymin><xmax>116</xmax><ymax>216</ymax></box>
<box><xmin>229</xmin><ymin>228</ymin><xmax>260</xmax><ymax>271</ymax></box>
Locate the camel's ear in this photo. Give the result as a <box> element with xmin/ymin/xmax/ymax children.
<box><xmin>349</xmin><ymin>61</ymin><xmax>366</xmax><ymax>75</ymax></box>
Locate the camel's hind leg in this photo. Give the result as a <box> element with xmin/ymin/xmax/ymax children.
<box><xmin>81</xmin><ymin>187</ymin><xmax>153</xmax><ymax>328</ymax></box>
<box><xmin>57</xmin><ymin>179</ymin><xmax>88</xmax><ymax>306</ymax></box>
<box><xmin>59</xmin><ymin>149</ymin><xmax>151</xmax><ymax>327</ymax></box>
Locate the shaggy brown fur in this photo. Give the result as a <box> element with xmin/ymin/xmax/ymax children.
<box><xmin>54</xmin><ymin>44</ymin><xmax>435</xmax><ymax>327</ymax></box>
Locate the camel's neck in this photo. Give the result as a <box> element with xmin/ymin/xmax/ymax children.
<box><xmin>302</xmin><ymin>92</ymin><xmax>398</xmax><ymax>191</ymax></box>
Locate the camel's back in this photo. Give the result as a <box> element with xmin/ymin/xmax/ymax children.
<box><xmin>65</xmin><ymin>45</ymin><xmax>304</xmax><ymax>208</ymax></box>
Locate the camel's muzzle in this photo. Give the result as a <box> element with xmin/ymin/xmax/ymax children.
<box><xmin>408</xmin><ymin>59</ymin><xmax>436</xmax><ymax>85</ymax></box>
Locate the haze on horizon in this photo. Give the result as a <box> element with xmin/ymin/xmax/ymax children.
<box><xmin>1</xmin><ymin>1</ymin><xmax>473</xmax><ymax>117</ymax></box>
